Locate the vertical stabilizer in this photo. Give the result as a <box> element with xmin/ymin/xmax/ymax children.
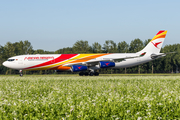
<box><xmin>138</xmin><ymin>30</ymin><xmax>167</xmax><ymax>54</ymax></box>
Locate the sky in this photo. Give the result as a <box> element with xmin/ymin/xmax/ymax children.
<box><xmin>0</xmin><ymin>0</ymin><xmax>180</xmax><ymax>51</ymax></box>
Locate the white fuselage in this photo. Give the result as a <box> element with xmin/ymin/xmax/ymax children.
<box><xmin>2</xmin><ymin>53</ymin><xmax>152</xmax><ymax>71</ymax></box>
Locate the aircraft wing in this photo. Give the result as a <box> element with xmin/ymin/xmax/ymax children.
<box><xmin>63</xmin><ymin>52</ymin><xmax>146</xmax><ymax>67</ymax></box>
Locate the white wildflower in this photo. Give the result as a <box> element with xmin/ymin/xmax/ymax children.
<box><xmin>158</xmin><ymin>117</ymin><xmax>162</xmax><ymax>119</ymax></box>
<box><xmin>157</xmin><ymin>103</ymin><xmax>163</xmax><ymax>105</ymax></box>
<box><xmin>70</xmin><ymin>108</ymin><xmax>74</xmax><ymax>112</ymax></box>
<box><xmin>127</xmin><ymin>110</ymin><xmax>130</xmax><ymax>113</ymax></box>
<box><xmin>77</xmin><ymin>115</ymin><xmax>81</xmax><ymax>118</ymax></box>
<box><xmin>12</xmin><ymin>111</ymin><xmax>17</xmax><ymax>115</ymax></box>
<box><xmin>137</xmin><ymin>117</ymin><xmax>142</xmax><ymax>120</ymax></box>
<box><xmin>147</xmin><ymin>103</ymin><xmax>151</xmax><ymax>107</ymax></box>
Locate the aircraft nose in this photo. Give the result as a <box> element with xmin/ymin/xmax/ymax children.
<box><xmin>2</xmin><ymin>61</ymin><xmax>7</xmax><ymax>67</ymax></box>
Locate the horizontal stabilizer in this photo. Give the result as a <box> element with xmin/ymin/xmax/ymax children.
<box><xmin>151</xmin><ymin>52</ymin><xmax>177</xmax><ymax>59</ymax></box>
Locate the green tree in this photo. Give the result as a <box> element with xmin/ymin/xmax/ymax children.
<box><xmin>103</xmin><ymin>40</ymin><xmax>117</xmax><ymax>53</ymax></box>
<box><xmin>4</xmin><ymin>42</ymin><xmax>16</xmax><ymax>58</ymax></box>
<box><xmin>3</xmin><ymin>42</ymin><xmax>16</xmax><ymax>74</ymax></box>
<box><xmin>23</xmin><ymin>40</ymin><xmax>33</xmax><ymax>54</ymax></box>
<box><xmin>0</xmin><ymin>45</ymin><xmax>4</xmax><ymax>63</ymax></box>
<box><xmin>13</xmin><ymin>40</ymin><xmax>33</xmax><ymax>55</ymax></box>
<box><xmin>144</xmin><ymin>39</ymin><xmax>151</xmax><ymax>46</ymax></box>
<box><xmin>33</xmin><ymin>49</ymin><xmax>45</xmax><ymax>54</ymax></box>
<box><xmin>72</xmin><ymin>40</ymin><xmax>91</xmax><ymax>53</ymax></box>
<box><xmin>129</xmin><ymin>38</ymin><xmax>143</xmax><ymax>53</ymax></box>
<box><xmin>162</xmin><ymin>44</ymin><xmax>179</xmax><ymax>73</ymax></box>
<box><xmin>15</xmin><ymin>41</ymin><xmax>24</xmax><ymax>55</ymax></box>
<box><xmin>117</xmin><ymin>41</ymin><xmax>129</xmax><ymax>53</ymax></box>
<box><xmin>92</xmin><ymin>42</ymin><xmax>102</xmax><ymax>53</ymax></box>
<box><xmin>55</xmin><ymin>47</ymin><xmax>73</xmax><ymax>54</ymax></box>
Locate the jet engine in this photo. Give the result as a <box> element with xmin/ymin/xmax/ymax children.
<box><xmin>99</xmin><ymin>61</ymin><xmax>115</xmax><ymax>68</ymax></box>
<box><xmin>71</xmin><ymin>65</ymin><xmax>88</xmax><ymax>72</ymax></box>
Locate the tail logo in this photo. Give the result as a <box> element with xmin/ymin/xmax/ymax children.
<box><xmin>151</xmin><ymin>41</ymin><xmax>162</xmax><ymax>49</ymax></box>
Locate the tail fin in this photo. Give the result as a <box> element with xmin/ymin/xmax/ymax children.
<box><xmin>138</xmin><ymin>30</ymin><xmax>167</xmax><ymax>54</ymax></box>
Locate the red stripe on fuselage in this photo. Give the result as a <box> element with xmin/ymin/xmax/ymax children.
<box><xmin>24</xmin><ymin>54</ymin><xmax>78</xmax><ymax>70</ymax></box>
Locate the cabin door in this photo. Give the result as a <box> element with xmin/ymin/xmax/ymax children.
<box><xmin>18</xmin><ymin>57</ymin><xmax>23</xmax><ymax>64</ymax></box>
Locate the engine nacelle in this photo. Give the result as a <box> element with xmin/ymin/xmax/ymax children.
<box><xmin>71</xmin><ymin>65</ymin><xmax>88</xmax><ymax>72</ymax></box>
<box><xmin>99</xmin><ymin>61</ymin><xmax>115</xmax><ymax>68</ymax></box>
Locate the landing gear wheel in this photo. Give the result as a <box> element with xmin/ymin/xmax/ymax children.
<box><xmin>84</xmin><ymin>72</ymin><xmax>89</xmax><ymax>76</ymax></box>
<box><xmin>94</xmin><ymin>72</ymin><xmax>99</xmax><ymax>76</ymax></box>
<box><xmin>79</xmin><ymin>72</ymin><xmax>84</xmax><ymax>76</ymax></box>
<box><xmin>19</xmin><ymin>70</ymin><xmax>23</xmax><ymax>77</ymax></box>
<box><xmin>89</xmin><ymin>72</ymin><xmax>94</xmax><ymax>76</ymax></box>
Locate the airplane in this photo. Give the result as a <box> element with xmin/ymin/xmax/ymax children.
<box><xmin>3</xmin><ymin>30</ymin><xmax>171</xmax><ymax>76</ymax></box>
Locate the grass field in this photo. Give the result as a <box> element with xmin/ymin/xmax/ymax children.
<box><xmin>0</xmin><ymin>75</ymin><xmax>180</xmax><ymax>119</ymax></box>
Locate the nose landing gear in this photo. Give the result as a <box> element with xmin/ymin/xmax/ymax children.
<box><xmin>19</xmin><ymin>70</ymin><xmax>23</xmax><ymax>77</ymax></box>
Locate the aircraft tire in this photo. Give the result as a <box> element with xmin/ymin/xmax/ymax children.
<box><xmin>79</xmin><ymin>72</ymin><xmax>84</xmax><ymax>76</ymax></box>
<box><xmin>89</xmin><ymin>72</ymin><xmax>94</xmax><ymax>76</ymax></box>
<box><xmin>20</xmin><ymin>73</ymin><xmax>23</xmax><ymax>77</ymax></box>
<box><xmin>19</xmin><ymin>70</ymin><xmax>23</xmax><ymax>77</ymax></box>
<box><xmin>94</xmin><ymin>72</ymin><xmax>99</xmax><ymax>76</ymax></box>
<box><xmin>85</xmin><ymin>72</ymin><xmax>89</xmax><ymax>76</ymax></box>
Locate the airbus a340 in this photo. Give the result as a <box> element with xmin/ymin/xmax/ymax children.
<box><xmin>3</xmin><ymin>30</ymin><xmax>170</xmax><ymax>76</ymax></box>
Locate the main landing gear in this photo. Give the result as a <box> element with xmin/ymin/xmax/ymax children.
<box><xmin>19</xmin><ymin>70</ymin><xmax>23</xmax><ymax>77</ymax></box>
<box><xmin>79</xmin><ymin>71</ymin><xmax>99</xmax><ymax>76</ymax></box>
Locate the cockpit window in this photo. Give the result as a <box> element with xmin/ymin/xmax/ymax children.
<box><xmin>7</xmin><ymin>59</ymin><xmax>15</xmax><ymax>61</ymax></box>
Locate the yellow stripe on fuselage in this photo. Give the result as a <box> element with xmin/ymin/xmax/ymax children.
<box><xmin>27</xmin><ymin>54</ymin><xmax>102</xmax><ymax>70</ymax></box>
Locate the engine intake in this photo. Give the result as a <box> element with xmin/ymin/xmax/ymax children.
<box><xmin>99</xmin><ymin>61</ymin><xmax>115</xmax><ymax>68</ymax></box>
<box><xmin>71</xmin><ymin>65</ymin><xmax>88</xmax><ymax>72</ymax></box>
